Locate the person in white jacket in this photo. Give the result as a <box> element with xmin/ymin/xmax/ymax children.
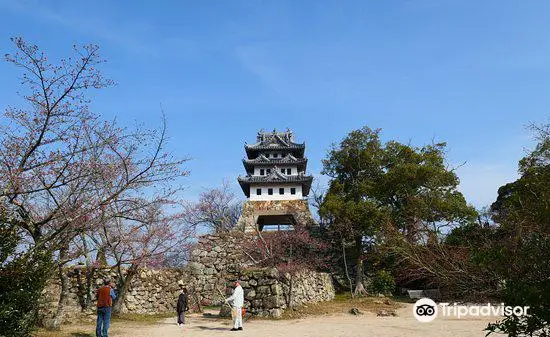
<box><xmin>226</xmin><ymin>281</ymin><xmax>244</xmax><ymax>331</ymax></box>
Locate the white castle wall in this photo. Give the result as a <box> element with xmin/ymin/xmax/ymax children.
<box><xmin>249</xmin><ymin>184</ymin><xmax>303</xmax><ymax>201</ymax></box>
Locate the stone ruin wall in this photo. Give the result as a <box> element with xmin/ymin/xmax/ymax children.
<box><xmin>192</xmin><ymin>233</ymin><xmax>335</xmax><ymax>317</ymax></box>
<box><xmin>39</xmin><ymin>269</ymin><xmax>188</xmax><ymax>325</ymax></box>
<box><xmin>220</xmin><ymin>267</ymin><xmax>335</xmax><ymax>318</ymax></box>
<box><xmin>39</xmin><ymin>232</ymin><xmax>335</xmax><ymax>323</ymax></box>
<box><xmin>186</xmin><ymin>232</ymin><xmax>251</xmax><ymax>306</ymax></box>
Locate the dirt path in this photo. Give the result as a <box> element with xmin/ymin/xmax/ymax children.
<box><xmin>101</xmin><ymin>304</ymin><xmax>495</xmax><ymax>337</ymax></box>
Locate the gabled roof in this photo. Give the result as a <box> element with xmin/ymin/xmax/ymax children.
<box><xmin>245</xmin><ymin>141</ymin><xmax>305</xmax><ymax>150</ymax></box>
<box><xmin>242</xmin><ymin>154</ymin><xmax>308</xmax><ymax>174</ymax></box>
<box><xmin>245</xmin><ymin>142</ymin><xmax>305</xmax><ymax>158</ymax></box>
<box><xmin>244</xmin><ymin>129</ymin><xmax>305</xmax><ymax>158</ymax></box>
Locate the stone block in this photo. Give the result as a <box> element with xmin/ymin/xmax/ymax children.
<box><xmin>269</xmin><ymin>308</ymin><xmax>283</xmax><ymax>318</ymax></box>
<box><xmin>262</xmin><ymin>296</ymin><xmax>282</xmax><ymax>309</ymax></box>
<box><xmin>245</xmin><ymin>289</ymin><xmax>256</xmax><ymax>300</ymax></box>
<box><xmin>258</xmin><ymin>278</ymin><xmax>276</xmax><ymax>286</ymax></box>
<box><xmin>256</xmin><ymin>285</ymin><xmax>271</xmax><ymax>295</ymax></box>
<box><xmin>271</xmin><ymin>284</ymin><xmax>282</xmax><ymax>295</ymax></box>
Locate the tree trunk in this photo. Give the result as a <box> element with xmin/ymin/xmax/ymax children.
<box><xmin>353</xmin><ymin>236</ymin><xmax>368</xmax><ymax>297</ymax></box>
<box><xmin>75</xmin><ymin>266</ymin><xmax>96</xmax><ymax>310</ymax></box>
<box><xmin>112</xmin><ymin>265</ymin><xmax>138</xmax><ymax>316</ymax></box>
<box><xmin>190</xmin><ymin>286</ymin><xmax>202</xmax><ymax>313</ymax></box>
<box><xmin>75</xmin><ymin>268</ymin><xmax>86</xmax><ymax>310</ymax></box>
<box><xmin>79</xmin><ymin>234</ymin><xmax>96</xmax><ymax>309</ymax></box>
<box><xmin>51</xmin><ymin>247</ymin><xmax>69</xmax><ymax>329</ymax></box>
<box><xmin>286</xmin><ymin>274</ymin><xmax>294</xmax><ymax>308</ymax></box>
<box><xmin>85</xmin><ymin>266</ymin><xmax>96</xmax><ymax>308</ymax></box>
<box><xmin>341</xmin><ymin>239</ymin><xmax>354</xmax><ymax>298</ymax></box>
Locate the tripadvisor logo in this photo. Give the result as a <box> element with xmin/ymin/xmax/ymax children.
<box><xmin>413</xmin><ymin>298</ymin><xmax>530</xmax><ymax>322</ymax></box>
<box><xmin>413</xmin><ymin>298</ymin><xmax>438</xmax><ymax>322</ymax></box>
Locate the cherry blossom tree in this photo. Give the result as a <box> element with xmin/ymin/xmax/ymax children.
<box><xmin>89</xmin><ymin>198</ymin><xmax>195</xmax><ymax>315</ymax></box>
<box><xmin>0</xmin><ymin>37</ymin><xmax>189</xmax><ymax>331</ymax></box>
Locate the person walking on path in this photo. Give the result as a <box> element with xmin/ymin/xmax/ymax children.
<box><xmin>226</xmin><ymin>281</ymin><xmax>244</xmax><ymax>331</ymax></box>
<box><xmin>177</xmin><ymin>287</ymin><xmax>189</xmax><ymax>326</ymax></box>
<box><xmin>96</xmin><ymin>279</ymin><xmax>117</xmax><ymax>337</ymax></box>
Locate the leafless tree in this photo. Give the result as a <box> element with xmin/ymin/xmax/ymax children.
<box><xmin>183</xmin><ymin>181</ymin><xmax>242</xmax><ymax>233</ymax></box>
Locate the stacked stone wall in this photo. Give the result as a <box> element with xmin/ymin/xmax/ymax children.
<box><xmin>39</xmin><ymin>268</ymin><xmax>187</xmax><ymax>325</ymax></box>
<box><xmin>186</xmin><ymin>232</ymin><xmax>252</xmax><ymax>305</ymax></box>
<box><xmin>236</xmin><ymin>199</ymin><xmax>316</xmax><ymax>232</ymax></box>
<box><xmin>222</xmin><ymin>267</ymin><xmax>335</xmax><ymax>318</ymax></box>
<box><xmin>39</xmin><ymin>232</ymin><xmax>335</xmax><ymax>322</ymax></box>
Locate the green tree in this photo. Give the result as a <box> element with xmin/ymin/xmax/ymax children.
<box><xmin>491</xmin><ymin>123</ymin><xmax>549</xmax><ymax>236</ymax></box>
<box><xmin>320</xmin><ymin>126</ymin><xmax>476</xmax><ymax>294</ymax></box>
<box><xmin>486</xmin><ymin>123</ymin><xmax>550</xmax><ymax>337</ymax></box>
<box><xmin>0</xmin><ymin>218</ymin><xmax>52</xmax><ymax>337</ymax></box>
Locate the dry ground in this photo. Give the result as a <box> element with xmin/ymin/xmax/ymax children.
<box><xmin>34</xmin><ymin>298</ymin><xmax>497</xmax><ymax>337</ymax></box>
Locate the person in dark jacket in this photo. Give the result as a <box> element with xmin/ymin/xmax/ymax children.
<box><xmin>177</xmin><ymin>287</ymin><xmax>189</xmax><ymax>326</ymax></box>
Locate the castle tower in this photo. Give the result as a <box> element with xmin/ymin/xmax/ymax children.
<box><xmin>236</xmin><ymin>129</ymin><xmax>316</xmax><ymax>232</ymax></box>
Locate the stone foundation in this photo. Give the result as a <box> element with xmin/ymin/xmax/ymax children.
<box><xmin>236</xmin><ymin>199</ymin><xmax>316</xmax><ymax>232</ymax></box>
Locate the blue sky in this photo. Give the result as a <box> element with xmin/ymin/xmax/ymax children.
<box><xmin>1</xmin><ymin>0</ymin><xmax>549</xmax><ymax>208</ymax></box>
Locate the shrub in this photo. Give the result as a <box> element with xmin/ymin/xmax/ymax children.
<box><xmin>370</xmin><ymin>270</ymin><xmax>395</xmax><ymax>296</ymax></box>
<box><xmin>0</xmin><ymin>223</ymin><xmax>53</xmax><ymax>337</ymax></box>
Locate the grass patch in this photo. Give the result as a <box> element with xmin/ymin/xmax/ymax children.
<box><xmin>280</xmin><ymin>293</ymin><xmax>402</xmax><ymax>319</ymax></box>
<box><xmin>34</xmin><ymin>329</ymin><xmax>94</xmax><ymax>337</ymax></box>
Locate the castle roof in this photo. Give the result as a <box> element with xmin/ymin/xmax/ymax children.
<box><xmin>237</xmin><ymin>169</ymin><xmax>313</xmax><ymax>197</ymax></box>
<box><xmin>244</xmin><ymin>129</ymin><xmax>305</xmax><ymax>158</ymax></box>
<box><xmin>242</xmin><ymin>153</ymin><xmax>308</xmax><ymax>174</ymax></box>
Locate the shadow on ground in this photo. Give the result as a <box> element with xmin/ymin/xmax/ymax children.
<box><xmin>196</xmin><ymin>325</ymin><xmax>229</xmax><ymax>331</ymax></box>
<box><xmin>202</xmin><ymin>313</ymin><xmax>223</xmax><ymax>319</ymax></box>
<box><xmin>71</xmin><ymin>333</ymin><xmax>93</xmax><ymax>337</ymax></box>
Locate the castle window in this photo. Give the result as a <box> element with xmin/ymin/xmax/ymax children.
<box><xmin>274</xmin><ymin>153</ymin><xmax>278</xmax><ymax>158</ymax></box>
<box><xmin>256</xmin><ymin>188</ymin><xmax>262</xmax><ymax>195</ymax></box>
<box><xmin>267</xmin><ymin>169</ymin><xmax>271</xmax><ymax>174</ymax></box>
<box><xmin>268</xmin><ymin>188</ymin><xmax>273</xmax><ymax>195</ymax></box>
<box><xmin>260</xmin><ymin>169</ymin><xmax>265</xmax><ymax>175</ymax></box>
<box><xmin>290</xmin><ymin>188</ymin><xmax>296</xmax><ymax>195</ymax></box>
<box><xmin>279</xmin><ymin>188</ymin><xmax>284</xmax><ymax>195</ymax></box>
